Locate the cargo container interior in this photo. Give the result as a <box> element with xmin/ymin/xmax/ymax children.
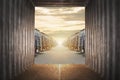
<box><xmin>0</xmin><ymin>0</ymin><xmax>120</xmax><ymax>80</ymax></box>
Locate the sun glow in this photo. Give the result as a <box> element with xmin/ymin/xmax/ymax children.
<box><xmin>57</xmin><ymin>41</ymin><xmax>63</xmax><ymax>46</ymax></box>
<box><xmin>55</xmin><ymin>38</ymin><xmax>65</xmax><ymax>46</ymax></box>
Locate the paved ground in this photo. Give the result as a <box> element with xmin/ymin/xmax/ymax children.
<box><xmin>13</xmin><ymin>64</ymin><xmax>103</xmax><ymax>80</ymax></box>
<box><xmin>35</xmin><ymin>46</ymin><xmax>85</xmax><ymax>64</ymax></box>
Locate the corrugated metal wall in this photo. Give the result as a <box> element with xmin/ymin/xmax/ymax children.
<box><xmin>85</xmin><ymin>0</ymin><xmax>120</xmax><ymax>80</ymax></box>
<box><xmin>0</xmin><ymin>0</ymin><xmax>35</xmax><ymax>80</ymax></box>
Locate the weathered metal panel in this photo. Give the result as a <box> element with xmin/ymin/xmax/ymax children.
<box><xmin>0</xmin><ymin>0</ymin><xmax>3</xmax><ymax>79</ymax></box>
<box><xmin>0</xmin><ymin>0</ymin><xmax>35</xmax><ymax>80</ymax></box>
<box><xmin>33</xmin><ymin>0</ymin><xmax>89</xmax><ymax>6</ymax></box>
<box><xmin>115</xmin><ymin>1</ymin><xmax>120</xmax><ymax>80</ymax></box>
<box><xmin>86</xmin><ymin>0</ymin><xmax>119</xmax><ymax>80</ymax></box>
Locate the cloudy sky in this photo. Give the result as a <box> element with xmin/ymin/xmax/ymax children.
<box><xmin>35</xmin><ymin>7</ymin><xmax>85</xmax><ymax>41</ymax></box>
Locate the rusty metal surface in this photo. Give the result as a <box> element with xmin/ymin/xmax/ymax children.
<box><xmin>13</xmin><ymin>64</ymin><xmax>102</xmax><ymax>80</ymax></box>
<box><xmin>0</xmin><ymin>0</ymin><xmax>35</xmax><ymax>80</ymax></box>
<box><xmin>32</xmin><ymin>0</ymin><xmax>89</xmax><ymax>6</ymax></box>
<box><xmin>85</xmin><ymin>0</ymin><xmax>120</xmax><ymax>80</ymax></box>
<box><xmin>13</xmin><ymin>64</ymin><xmax>59</xmax><ymax>80</ymax></box>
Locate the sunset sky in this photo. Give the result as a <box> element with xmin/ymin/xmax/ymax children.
<box><xmin>35</xmin><ymin>7</ymin><xmax>85</xmax><ymax>41</ymax></box>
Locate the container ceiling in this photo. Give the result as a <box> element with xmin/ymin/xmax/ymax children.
<box><xmin>32</xmin><ymin>0</ymin><xmax>89</xmax><ymax>6</ymax></box>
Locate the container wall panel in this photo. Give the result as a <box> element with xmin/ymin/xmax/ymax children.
<box><xmin>85</xmin><ymin>0</ymin><xmax>120</xmax><ymax>80</ymax></box>
<box><xmin>0</xmin><ymin>0</ymin><xmax>35</xmax><ymax>80</ymax></box>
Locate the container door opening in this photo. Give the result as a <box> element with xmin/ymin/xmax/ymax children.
<box><xmin>34</xmin><ymin>7</ymin><xmax>85</xmax><ymax>64</ymax></box>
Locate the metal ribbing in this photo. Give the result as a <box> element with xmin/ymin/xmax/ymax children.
<box><xmin>0</xmin><ymin>0</ymin><xmax>35</xmax><ymax>80</ymax></box>
<box><xmin>85</xmin><ymin>0</ymin><xmax>119</xmax><ymax>80</ymax></box>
